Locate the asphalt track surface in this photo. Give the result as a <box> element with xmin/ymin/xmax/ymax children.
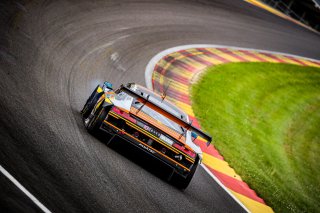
<box><xmin>0</xmin><ymin>0</ymin><xmax>319</xmax><ymax>212</ymax></box>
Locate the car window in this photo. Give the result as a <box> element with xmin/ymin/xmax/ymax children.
<box><xmin>132</xmin><ymin>101</ymin><xmax>185</xmax><ymax>135</ymax></box>
<box><xmin>133</xmin><ymin>86</ymin><xmax>188</xmax><ymax>122</ymax></box>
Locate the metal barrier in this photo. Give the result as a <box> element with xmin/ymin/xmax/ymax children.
<box><xmin>260</xmin><ymin>0</ymin><xmax>319</xmax><ymax>31</ymax></box>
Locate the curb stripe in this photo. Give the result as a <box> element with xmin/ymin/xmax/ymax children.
<box><xmin>206</xmin><ymin>167</ymin><xmax>265</xmax><ymax>204</ymax></box>
<box><xmin>284</xmin><ymin>56</ymin><xmax>307</xmax><ymax>66</ymax></box>
<box><xmin>196</xmin><ymin>141</ymin><xmax>224</xmax><ymax>160</ymax></box>
<box><xmin>196</xmin><ymin>48</ymin><xmax>230</xmax><ymax>63</ymax></box>
<box><xmin>155</xmin><ymin>67</ymin><xmax>190</xmax><ymax>84</ymax></box>
<box><xmin>216</xmin><ymin>48</ymin><xmax>248</xmax><ymax>62</ymax></box>
<box><xmin>239</xmin><ymin>50</ymin><xmax>269</xmax><ymax>62</ymax></box>
<box><xmin>258</xmin><ymin>52</ymin><xmax>286</xmax><ymax>63</ymax></box>
<box><xmin>152</xmin><ymin>81</ymin><xmax>191</xmax><ymax>104</ymax></box>
<box><xmin>201</xmin><ymin>49</ymin><xmax>231</xmax><ymax>63</ymax></box>
<box><xmin>197</xmin><ymin>54</ymin><xmax>225</xmax><ymax>65</ymax></box>
<box><xmin>230</xmin><ymin>190</ymin><xmax>273</xmax><ymax>213</ymax></box>
<box><xmin>189</xmin><ymin>55</ymin><xmax>214</xmax><ymax>66</ymax></box>
<box><xmin>171</xmin><ymin>60</ymin><xmax>198</xmax><ymax>73</ymax></box>
<box><xmin>202</xmin><ymin>153</ymin><xmax>242</xmax><ymax>181</ymax></box>
<box><xmin>179</xmin><ymin>50</ymin><xmax>215</xmax><ymax>66</ymax></box>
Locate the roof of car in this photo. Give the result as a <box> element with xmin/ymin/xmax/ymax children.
<box><xmin>128</xmin><ymin>83</ymin><xmax>188</xmax><ymax>122</ymax></box>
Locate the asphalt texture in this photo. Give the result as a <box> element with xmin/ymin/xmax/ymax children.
<box><xmin>0</xmin><ymin>0</ymin><xmax>319</xmax><ymax>212</ymax></box>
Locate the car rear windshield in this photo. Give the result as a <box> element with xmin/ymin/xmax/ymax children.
<box><xmin>117</xmin><ymin>85</ymin><xmax>188</xmax><ymax>136</ymax></box>
<box><xmin>132</xmin><ymin>100</ymin><xmax>185</xmax><ymax>135</ymax></box>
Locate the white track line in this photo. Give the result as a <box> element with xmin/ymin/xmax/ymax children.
<box><xmin>0</xmin><ymin>165</ymin><xmax>51</xmax><ymax>213</ymax></box>
<box><xmin>201</xmin><ymin>164</ymin><xmax>250</xmax><ymax>212</ymax></box>
<box><xmin>145</xmin><ymin>44</ymin><xmax>320</xmax><ymax>89</ymax></box>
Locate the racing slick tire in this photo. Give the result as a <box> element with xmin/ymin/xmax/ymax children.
<box><xmin>85</xmin><ymin>102</ymin><xmax>108</xmax><ymax>133</ymax></box>
<box><xmin>81</xmin><ymin>85</ymin><xmax>102</xmax><ymax>119</ymax></box>
<box><xmin>173</xmin><ymin>156</ymin><xmax>200</xmax><ymax>190</ymax></box>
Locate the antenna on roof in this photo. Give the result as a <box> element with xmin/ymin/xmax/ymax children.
<box><xmin>137</xmin><ymin>94</ymin><xmax>150</xmax><ymax>113</ymax></box>
<box><xmin>161</xmin><ymin>80</ymin><xmax>171</xmax><ymax>102</ymax></box>
<box><xmin>179</xmin><ymin>119</ymin><xmax>193</xmax><ymax>139</ymax></box>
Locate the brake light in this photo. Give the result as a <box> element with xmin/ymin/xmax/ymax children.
<box><xmin>112</xmin><ymin>107</ymin><xmax>136</xmax><ymax>123</ymax></box>
<box><xmin>173</xmin><ymin>143</ymin><xmax>196</xmax><ymax>158</ymax></box>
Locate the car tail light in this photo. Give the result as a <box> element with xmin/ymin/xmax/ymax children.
<box><xmin>112</xmin><ymin>107</ymin><xmax>136</xmax><ymax>123</ymax></box>
<box><xmin>173</xmin><ymin>143</ymin><xmax>196</xmax><ymax>158</ymax></box>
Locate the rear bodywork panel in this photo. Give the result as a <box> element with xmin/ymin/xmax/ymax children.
<box><xmin>83</xmin><ymin>83</ymin><xmax>212</xmax><ymax>180</ymax></box>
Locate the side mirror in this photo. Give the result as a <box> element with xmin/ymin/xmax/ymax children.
<box><xmin>191</xmin><ymin>132</ymin><xmax>198</xmax><ymax>141</ymax></box>
<box><xmin>103</xmin><ymin>81</ymin><xmax>113</xmax><ymax>90</ymax></box>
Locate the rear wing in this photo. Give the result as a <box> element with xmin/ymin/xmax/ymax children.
<box><xmin>119</xmin><ymin>84</ymin><xmax>212</xmax><ymax>145</ymax></box>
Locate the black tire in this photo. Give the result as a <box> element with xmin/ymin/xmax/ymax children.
<box><xmin>81</xmin><ymin>85</ymin><xmax>101</xmax><ymax>119</ymax></box>
<box><xmin>173</xmin><ymin>156</ymin><xmax>199</xmax><ymax>190</ymax></box>
<box><xmin>86</xmin><ymin>104</ymin><xmax>108</xmax><ymax>133</ymax></box>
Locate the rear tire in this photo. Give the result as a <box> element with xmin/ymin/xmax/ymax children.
<box><xmin>81</xmin><ymin>85</ymin><xmax>102</xmax><ymax>119</ymax></box>
<box><xmin>173</xmin><ymin>156</ymin><xmax>199</xmax><ymax>190</ymax></box>
<box><xmin>86</xmin><ymin>104</ymin><xmax>107</xmax><ymax>133</ymax></box>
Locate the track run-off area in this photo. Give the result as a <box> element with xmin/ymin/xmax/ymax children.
<box><xmin>146</xmin><ymin>45</ymin><xmax>320</xmax><ymax>212</ymax></box>
<box><xmin>0</xmin><ymin>0</ymin><xmax>319</xmax><ymax>212</ymax></box>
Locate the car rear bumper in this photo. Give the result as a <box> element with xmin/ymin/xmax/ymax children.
<box><xmin>100</xmin><ymin>121</ymin><xmax>191</xmax><ymax>178</ymax></box>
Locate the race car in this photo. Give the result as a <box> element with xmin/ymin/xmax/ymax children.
<box><xmin>81</xmin><ymin>82</ymin><xmax>212</xmax><ymax>189</ymax></box>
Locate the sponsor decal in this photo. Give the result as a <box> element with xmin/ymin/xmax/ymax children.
<box><xmin>143</xmin><ymin>125</ymin><xmax>161</xmax><ymax>138</ymax></box>
<box><xmin>160</xmin><ymin>134</ymin><xmax>174</xmax><ymax>145</ymax></box>
<box><xmin>137</xmin><ymin>121</ymin><xmax>174</xmax><ymax>145</ymax></box>
<box><xmin>139</xmin><ymin>143</ymin><xmax>156</xmax><ymax>154</ymax></box>
<box><xmin>137</xmin><ymin>121</ymin><xmax>161</xmax><ymax>138</ymax></box>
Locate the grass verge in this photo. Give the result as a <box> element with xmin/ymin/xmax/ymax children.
<box><xmin>191</xmin><ymin>62</ymin><xmax>320</xmax><ymax>212</ymax></box>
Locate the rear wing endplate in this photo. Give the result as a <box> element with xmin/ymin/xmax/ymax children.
<box><xmin>120</xmin><ymin>84</ymin><xmax>212</xmax><ymax>145</ymax></box>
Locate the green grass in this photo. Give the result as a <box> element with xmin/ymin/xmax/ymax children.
<box><xmin>191</xmin><ymin>62</ymin><xmax>320</xmax><ymax>213</ymax></box>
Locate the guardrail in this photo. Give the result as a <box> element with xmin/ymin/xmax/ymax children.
<box><xmin>259</xmin><ymin>0</ymin><xmax>319</xmax><ymax>31</ymax></box>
